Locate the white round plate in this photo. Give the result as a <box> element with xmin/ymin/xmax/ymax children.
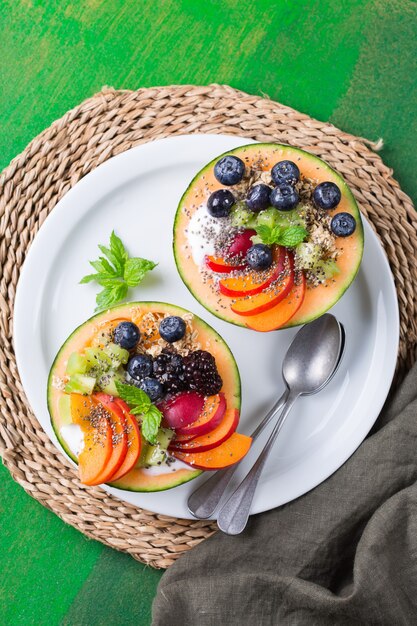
<box><xmin>14</xmin><ymin>134</ymin><xmax>399</xmax><ymax>520</ymax></box>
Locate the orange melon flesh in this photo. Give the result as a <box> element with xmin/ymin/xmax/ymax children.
<box><xmin>48</xmin><ymin>301</ymin><xmax>241</xmax><ymax>492</ymax></box>
<box><xmin>70</xmin><ymin>394</ymin><xmax>113</xmax><ymax>486</ymax></box>
<box><xmin>174</xmin><ymin>143</ymin><xmax>364</xmax><ymax>329</ymax></box>
<box><xmin>88</xmin><ymin>318</ymin><xmax>129</xmax><ymax>348</ymax></box>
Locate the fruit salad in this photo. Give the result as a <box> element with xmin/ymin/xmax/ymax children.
<box><xmin>174</xmin><ymin>143</ymin><xmax>364</xmax><ymax>331</ymax></box>
<box><xmin>48</xmin><ymin>302</ymin><xmax>250</xmax><ymax>491</ymax></box>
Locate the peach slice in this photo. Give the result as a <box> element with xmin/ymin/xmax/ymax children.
<box><xmin>219</xmin><ymin>246</ymin><xmax>285</xmax><ymax>297</ymax></box>
<box><xmin>246</xmin><ymin>272</ymin><xmax>306</xmax><ymax>332</ymax></box>
<box><xmin>70</xmin><ymin>394</ymin><xmax>113</xmax><ymax>486</ymax></box>
<box><xmin>93</xmin><ymin>393</ymin><xmax>129</xmax><ymax>484</ymax></box>
<box><xmin>172</xmin><ymin>432</ymin><xmax>252</xmax><ymax>470</ymax></box>
<box><xmin>174</xmin><ymin>393</ymin><xmax>227</xmax><ymax>437</ymax></box>
<box><xmin>231</xmin><ymin>252</ymin><xmax>294</xmax><ymax>316</ymax></box>
<box><xmin>109</xmin><ymin>398</ymin><xmax>142</xmax><ymax>482</ymax></box>
<box><xmin>170</xmin><ymin>408</ymin><xmax>239</xmax><ymax>453</ymax></box>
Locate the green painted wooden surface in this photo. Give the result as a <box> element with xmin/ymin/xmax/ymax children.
<box><xmin>1</xmin><ymin>1</ymin><xmax>416</xmax><ymax>624</ymax></box>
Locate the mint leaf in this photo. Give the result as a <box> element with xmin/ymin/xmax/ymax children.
<box><xmin>255</xmin><ymin>224</ymin><xmax>307</xmax><ymax>248</ymax></box>
<box><xmin>80</xmin><ymin>273</ymin><xmax>102</xmax><ymax>284</ymax></box>
<box><xmin>115</xmin><ymin>381</ymin><xmax>151</xmax><ymax>412</ymax></box>
<box><xmin>254</xmin><ymin>224</ymin><xmax>275</xmax><ymax>245</ymax></box>
<box><xmin>94</xmin><ymin>282</ymin><xmax>128</xmax><ymax>312</ymax></box>
<box><xmin>141</xmin><ymin>406</ymin><xmax>163</xmax><ymax>445</ymax></box>
<box><xmin>97</xmin><ymin>256</ymin><xmax>120</xmax><ymax>277</ymax></box>
<box><xmin>115</xmin><ymin>381</ymin><xmax>162</xmax><ymax>444</ymax></box>
<box><xmin>110</xmin><ymin>231</ymin><xmax>129</xmax><ymax>264</ymax></box>
<box><xmin>111</xmin><ymin>281</ymin><xmax>128</xmax><ymax>301</ymax></box>
<box><xmin>80</xmin><ymin>232</ymin><xmax>157</xmax><ymax>311</ymax></box>
<box><xmin>124</xmin><ymin>257</ymin><xmax>157</xmax><ymax>287</ymax></box>
<box><xmin>89</xmin><ymin>259</ymin><xmax>108</xmax><ymax>273</ymax></box>
<box><xmin>98</xmin><ymin>244</ymin><xmax>123</xmax><ymax>274</ymax></box>
<box><xmin>278</xmin><ymin>226</ymin><xmax>308</xmax><ymax>247</ymax></box>
<box><xmin>95</xmin><ymin>287</ymin><xmax>119</xmax><ymax>311</ymax></box>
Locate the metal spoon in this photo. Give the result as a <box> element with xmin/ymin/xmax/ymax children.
<box><xmin>188</xmin><ymin>316</ymin><xmax>344</xmax><ymax>520</ymax></box>
<box><xmin>216</xmin><ymin>313</ymin><xmax>343</xmax><ymax>535</ymax></box>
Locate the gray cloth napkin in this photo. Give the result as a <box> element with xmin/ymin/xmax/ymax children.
<box><xmin>152</xmin><ymin>361</ymin><xmax>417</xmax><ymax>626</ymax></box>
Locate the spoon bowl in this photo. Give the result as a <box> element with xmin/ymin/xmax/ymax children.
<box><xmin>283</xmin><ymin>314</ymin><xmax>343</xmax><ymax>395</ymax></box>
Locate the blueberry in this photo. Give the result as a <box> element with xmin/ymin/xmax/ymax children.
<box><xmin>246</xmin><ymin>244</ymin><xmax>273</xmax><ymax>270</ymax></box>
<box><xmin>270</xmin><ymin>185</ymin><xmax>299</xmax><ymax>211</ymax></box>
<box><xmin>138</xmin><ymin>377</ymin><xmax>164</xmax><ymax>402</ymax></box>
<box><xmin>271</xmin><ymin>160</ymin><xmax>300</xmax><ymax>186</ymax></box>
<box><xmin>331</xmin><ymin>212</ymin><xmax>356</xmax><ymax>237</ymax></box>
<box><xmin>207</xmin><ymin>189</ymin><xmax>235</xmax><ymax>218</ymax></box>
<box><xmin>245</xmin><ymin>184</ymin><xmax>272</xmax><ymax>212</ymax></box>
<box><xmin>159</xmin><ymin>316</ymin><xmax>186</xmax><ymax>343</ymax></box>
<box><xmin>214</xmin><ymin>155</ymin><xmax>245</xmax><ymax>186</ymax></box>
<box><xmin>313</xmin><ymin>182</ymin><xmax>341</xmax><ymax>210</ymax></box>
<box><xmin>127</xmin><ymin>354</ymin><xmax>153</xmax><ymax>380</ymax></box>
<box><xmin>113</xmin><ymin>321</ymin><xmax>140</xmax><ymax>350</ymax></box>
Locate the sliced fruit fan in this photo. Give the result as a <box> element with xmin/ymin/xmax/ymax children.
<box><xmin>174</xmin><ymin>143</ymin><xmax>364</xmax><ymax>331</ymax></box>
<box><xmin>47</xmin><ymin>302</ymin><xmax>249</xmax><ymax>492</ymax></box>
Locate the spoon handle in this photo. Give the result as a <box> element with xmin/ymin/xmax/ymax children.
<box><xmin>217</xmin><ymin>392</ymin><xmax>299</xmax><ymax>535</ymax></box>
<box><xmin>187</xmin><ymin>389</ymin><xmax>289</xmax><ymax>519</ymax></box>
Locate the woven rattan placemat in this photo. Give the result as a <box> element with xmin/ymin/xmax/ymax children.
<box><xmin>1</xmin><ymin>84</ymin><xmax>416</xmax><ymax>569</ymax></box>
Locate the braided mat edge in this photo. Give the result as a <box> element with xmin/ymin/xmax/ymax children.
<box><xmin>0</xmin><ymin>84</ymin><xmax>416</xmax><ymax>568</ymax></box>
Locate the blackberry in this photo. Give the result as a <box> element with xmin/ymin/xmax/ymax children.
<box><xmin>183</xmin><ymin>350</ymin><xmax>223</xmax><ymax>396</ymax></box>
<box><xmin>153</xmin><ymin>349</ymin><xmax>186</xmax><ymax>393</ymax></box>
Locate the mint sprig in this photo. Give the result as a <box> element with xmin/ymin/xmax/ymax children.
<box><xmin>254</xmin><ymin>224</ymin><xmax>308</xmax><ymax>248</ymax></box>
<box><xmin>80</xmin><ymin>231</ymin><xmax>157</xmax><ymax>311</ymax></box>
<box><xmin>115</xmin><ymin>381</ymin><xmax>162</xmax><ymax>444</ymax></box>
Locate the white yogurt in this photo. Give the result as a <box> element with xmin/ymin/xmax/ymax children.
<box><xmin>187</xmin><ymin>204</ymin><xmax>224</xmax><ymax>266</ymax></box>
<box><xmin>60</xmin><ymin>424</ymin><xmax>84</xmax><ymax>457</ymax></box>
<box><xmin>141</xmin><ymin>457</ymin><xmax>194</xmax><ymax>475</ymax></box>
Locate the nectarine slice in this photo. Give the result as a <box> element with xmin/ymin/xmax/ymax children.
<box><xmin>246</xmin><ymin>272</ymin><xmax>306</xmax><ymax>332</ymax></box>
<box><xmin>172</xmin><ymin>432</ymin><xmax>252</xmax><ymax>470</ymax></box>
<box><xmin>93</xmin><ymin>393</ymin><xmax>128</xmax><ymax>484</ymax></box>
<box><xmin>219</xmin><ymin>246</ymin><xmax>285</xmax><ymax>297</ymax></box>
<box><xmin>205</xmin><ymin>256</ymin><xmax>246</xmax><ymax>274</ymax></box>
<box><xmin>174</xmin><ymin>393</ymin><xmax>226</xmax><ymax>437</ymax></box>
<box><xmin>70</xmin><ymin>394</ymin><xmax>113</xmax><ymax>486</ymax></box>
<box><xmin>161</xmin><ymin>392</ymin><xmax>205</xmax><ymax>430</ymax></box>
<box><xmin>171</xmin><ymin>408</ymin><xmax>239</xmax><ymax>453</ymax></box>
<box><xmin>110</xmin><ymin>398</ymin><xmax>141</xmax><ymax>481</ymax></box>
<box><xmin>231</xmin><ymin>252</ymin><xmax>294</xmax><ymax>316</ymax></box>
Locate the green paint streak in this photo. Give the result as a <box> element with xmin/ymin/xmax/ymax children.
<box><xmin>0</xmin><ymin>463</ymin><xmax>102</xmax><ymax>625</ymax></box>
<box><xmin>331</xmin><ymin>0</ymin><xmax>417</xmax><ymax>206</ymax></box>
<box><xmin>0</xmin><ymin>0</ymin><xmax>415</xmax><ymax>623</ymax></box>
<box><xmin>236</xmin><ymin>0</ymin><xmax>369</xmax><ymax>121</ymax></box>
<box><xmin>60</xmin><ymin>549</ymin><xmax>162</xmax><ymax>626</ymax></box>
